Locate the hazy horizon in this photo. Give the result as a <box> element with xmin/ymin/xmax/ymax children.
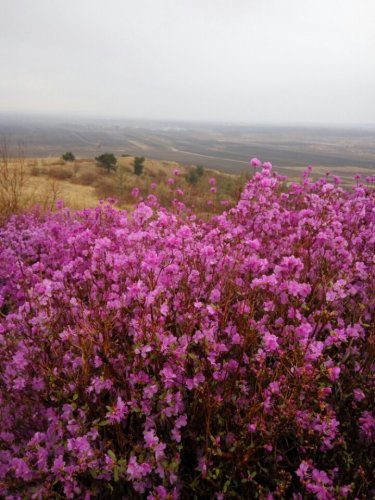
<box><xmin>1</xmin><ymin>0</ymin><xmax>375</xmax><ymax>124</ymax></box>
<box><xmin>1</xmin><ymin>111</ymin><xmax>375</xmax><ymax>129</ymax></box>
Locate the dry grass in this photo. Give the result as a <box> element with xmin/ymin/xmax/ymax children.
<box><xmin>13</xmin><ymin>152</ymin><xmax>367</xmax><ymax>220</ymax></box>
<box><xmin>0</xmin><ymin>152</ymin><xmax>99</xmax><ymax>221</ymax></box>
<box><xmin>1</xmin><ymin>151</ymin><xmax>367</xmax><ymax>224</ymax></box>
<box><xmin>0</xmin><ymin>141</ymin><xmax>28</xmax><ymax>221</ymax></box>
<box><xmin>23</xmin><ymin>174</ymin><xmax>98</xmax><ymax>211</ymax></box>
<box><xmin>1</xmin><ymin>152</ymin><xmax>243</xmax><ymax>221</ymax></box>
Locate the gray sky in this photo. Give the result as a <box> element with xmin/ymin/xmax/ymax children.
<box><xmin>1</xmin><ymin>0</ymin><xmax>374</xmax><ymax>124</ymax></box>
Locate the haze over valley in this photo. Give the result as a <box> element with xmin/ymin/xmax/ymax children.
<box><xmin>1</xmin><ymin>114</ymin><xmax>374</xmax><ymax>185</ymax></box>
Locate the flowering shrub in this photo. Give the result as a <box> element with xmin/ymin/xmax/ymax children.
<box><xmin>0</xmin><ymin>162</ymin><xmax>374</xmax><ymax>498</ymax></box>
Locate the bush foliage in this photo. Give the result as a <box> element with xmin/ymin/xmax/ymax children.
<box><xmin>134</xmin><ymin>156</ymin><xmax>145</xmax><ymax>176</ymax></box>
<box><xmin>62</xmin><ymin>152</ymin><xmax>76</xmax><ymax>162</ymax></box>
<box><xmin>95</xmin><ymin>153</ymin><xmax>117</xmax><ymax>174</ymax></box>
<box><xmin>0</xmin><ymin>162</ymin><xmax>374</xmax><ymax>498</ymax></box>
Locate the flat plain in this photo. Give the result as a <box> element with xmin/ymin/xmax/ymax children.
<box><xmin>1</xmin><ymin>114</ymin><xmax>374</xmax><ymax>186</ymax></box>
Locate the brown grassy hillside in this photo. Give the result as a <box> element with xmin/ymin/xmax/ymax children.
<box><xmin>1</xmin><ymin>152</ymin><xmax>245</xmax><ymax>220</ymax></box>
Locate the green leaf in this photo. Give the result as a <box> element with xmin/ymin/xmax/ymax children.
<box><xmin>107</xmin><ymin>450</ymin><xmax>117</xmax><ymax>461</ymax></box>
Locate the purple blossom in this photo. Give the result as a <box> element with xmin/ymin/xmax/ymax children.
<box><xmin>353</xmin><ymin>388</ymin><xmax>365</xmax><ymax>401</ymax></box>
<box><xmin>250</xmin><ymin>157</ymin><xmax>261</xmax><ymax>167</ymax></box>
<box><xmin>0</xmin><ymin>161</ymin><xmax>373</xmax><ymax>497</ymax></box>
<box><xmin>263</xmin><ymin>331</ymin><xmax>279</xmax><ymax>352</ymax></box>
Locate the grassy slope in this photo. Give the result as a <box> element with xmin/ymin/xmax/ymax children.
<box><xmin>18</xmin><ymin>156</ymin><xmax>243</xmax><ymax>213</ymax></box>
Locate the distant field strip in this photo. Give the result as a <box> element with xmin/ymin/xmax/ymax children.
<box><xmin>170</xmin><ymin>147</ymin><xmax>249</xmax><ymax>165</ymax></box>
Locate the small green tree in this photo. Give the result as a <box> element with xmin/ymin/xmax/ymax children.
<box><xmin>62</xmin><ymin>152</ymin><xmax>75</xmax><ymax>162</ymax></box>
<box><xmin>196</xmin><ymin>165</ymin><xmax>204</xmax><ymax>177</ymax></box>
<box><xmin>95</xmin><ymin>153</ymin><xmax>117</xmax><ymax>173</ymax></box>
<box><xmin>133</xmin><ymin>156</ymin><xmax>145</xmax><ymax>176</ymax></box>
<box><xmin>186</xmin><ymin>169</ymin><xmax>198</xmax><ymax>185</ymax></box>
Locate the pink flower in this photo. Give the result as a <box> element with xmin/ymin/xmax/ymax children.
<box><xmin>175</xmin><ymin>415</ymin><xmax>187</xmax><ymax>428</ymax></box>
<box><xmin>263</xmin><ymin>331</ymin><xmax>279</xmax><ymax>352</ymax></box>
<box><xmin>155</xmin><ymin>485</ymin><xmax>168</xmax><ymax>499</ymax></box>
<box><xmin>250</xmin><ymin>157</ymin><xmax>261</xmax><ymax>167</ymax></box>
<box><xmin>210</xmin><ymin>288</ymin><xmax>221</xmax><ymax>303</ymax></box>
<box><xmin>327</xmin><ymin>366</ymin><xmax>341</xmax><ymax>382</ymax></box>
<box><xmin>144</xmin><ymin>429</ymin><xmax>159</xmax><ymax>448</ymax></box>
<box><xmin>52</xmin><ymin>455</ymin><xmax>66</xmax><ymax>474</ymax></box>
<box><xmin>160</xmin><ymin>366</ymin><xmax>176</xmax><ymax>385</ymax></box>
<box><xmin>353</xmin><ymin>388</ymin><xmax>365</xmax><ymax>401</ymax></box>
<box><xmin>0</xmin><ymin>155</ymin><xmax>374</xmax><ymax>497</ymax></box>
<box><xmin>196</xmin><ymin>456</ymin><xmax>208</xmax><ymax>477</ymax></box>
<box><xmin>296</xmin><ymin>460</ymin><xmax>310</xmax><ymax>479</ymax></box>
<box><xmin>107</xmin><ymin>396</ymin><xmax>127</xmax><ymax>423</ymax></box>
<box><xmin>127</xmin><ymin>456</ymin><xmax>151</xmax><ymax>480</ymax></box>
<box><xmin>11</xmin><ymin>458</ymin><xmax>31</xmax><ymax>480</ymax></box>
<box><xmin>359</xmin><ymin>411</ymin><xmax>375</xmax><ymax>438</ymax></box>
<box><xmin>154</xmin><ymin>441</ymin><xmax>166</xmax><ymax>460</ymax></box>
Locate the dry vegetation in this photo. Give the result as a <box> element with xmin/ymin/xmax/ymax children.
<box><xmin>0</xmin><ymin>142</ymin><xmax>68</xmax><ymax>223</ymax></box>
<box><xmin>1</xmin><ymin>148</ymin><xmax>245</xmax><ymax>221</ymax></box>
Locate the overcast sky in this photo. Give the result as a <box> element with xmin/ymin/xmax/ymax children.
<box><xmin>1</xmin><ymin>0</ymin><xmax>374</xmax><ymax>124</ymax></box>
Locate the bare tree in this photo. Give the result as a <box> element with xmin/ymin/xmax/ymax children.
<box><xmin>0</xmin><ymin>138</ymin><xmax>27</xmax><ymax>221</ymax></box>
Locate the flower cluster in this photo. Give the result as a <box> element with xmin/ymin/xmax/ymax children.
<box><xmin>0</xmin><ymin>162</ymin><xmax>374</xmax><ymax>498</ymax></box>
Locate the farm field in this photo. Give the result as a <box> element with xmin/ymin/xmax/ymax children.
<box><xmin>1</xmin><ymin>115</ymin><xmax>374</xmax><ymax>187</ymax></box>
